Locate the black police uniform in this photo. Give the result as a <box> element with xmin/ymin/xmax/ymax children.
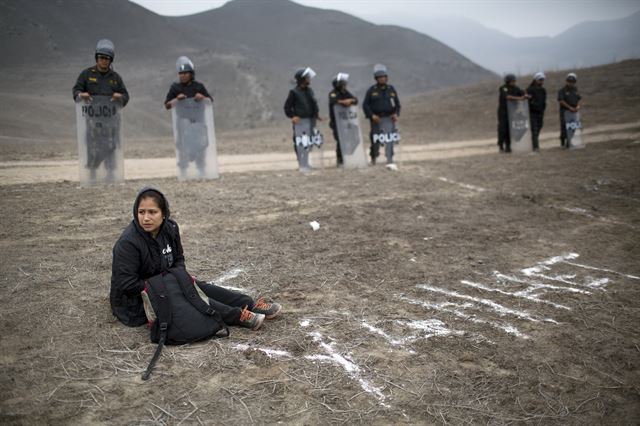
<box><xmin>73</xmin><ymin>66</ymin><xmax>129</xmax><ymax>106</ymax></box>
<box><xmin>284</xmin><ymin>86</ymin><xmax>320</xmax><ymax>155</ymax></box>
<box><xmin>164</xmin><ymin>80</ymin><xmax>214</xmax><ymax>174</ymax></box>
<box><xmin>72</xmin><ymin>66</ymin><xmax>129</xmax><ymax>179</ymax></box>
<box><xmin>362</xmin><ymin>83</ymin><xmax>401</xmax><ymax>162</ymax></box>
<box><xmin>328</xmin><ymin>88</ymin><xmax>358</xmax><ymax>165</ymax></box>
<box><xmin>527</xmin><ymin>82</ymin><xmax>546</xmax><ymax>150</ymax></box>
<box><xmin>497</xmin><ymin>84</ymin><xmax>525</xmax><ymax>152</ymax></box>
<box><xmin>164</xmin><ymin>80</ymin><xmax>213</xmax><ymax>104</ymax></box>
<box><xmin>557</xmin><ymin>85</ymin><xmax>581</xmax><ymax>147</ymax></box>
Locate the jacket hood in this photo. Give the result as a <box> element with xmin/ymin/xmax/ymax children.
<box><xmin>132</xmin><ymin>186</ymin><xmax>170</xmax><ymax>229</ymax></box>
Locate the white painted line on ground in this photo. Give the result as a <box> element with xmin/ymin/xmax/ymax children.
<box><xmin>437</xmin><ymin>176</ymin><xmax>487</xmax><ymax>192</ymax></box>
<box><xmin>207</xmin><ymin>268</ymin><xmax>254</xmax><ymax>294</ymax></box>
<box><xmin>233</xmin><ymin>343</ymin><xmax>293</xmax><ymax>359</ymax></box>
<box><xmin>416</xmin><ymin>284</ymin><xmax>558</xmax><ymax>324</ymax></box>
<box><xmin>361</xmin><ymin>320</ymin><xmax>412</xmax><ymax>346</ymax></box>
<box><xmin>213</xmin><ymin>268</ymin><xmax>244</xmax><ymax>283</ymax></box>
<box><xmin>552</xmin><ymin>206</ymin><xmax>636</xmax><ymax>229</ymax></box>
<box><xmin>563</xmin><ymin>261</ymin><xmax>640</xmax><ymax>280</ymax></box>
<box><xmin>559</xmin><ymin>206</ymin><xmax>594</xmax><ymax>217</ymax></box>
<box><xmin>397</xmin><ymin>319</ymin><xmax>463</xmax><ymax>338</ymax></box>
<box><xmin>306</xmin><ymin>331</ymin><xmax>389</xmax><ymax>406</ymax></box>
<box><xmin>493</xmin><ymin>272</ymin><xmax>592</xmax><ymax>295</ymax></box>
<box><xmin>398</xmin><ymin>295</ymin><xmax>529</xmax><ymax>339</ymax></box>
<box><xmin>520</xmin><ymin>253</ymin><xmax>580</xmax><ymax>277</ymax></box>
<box><xmin>460</xmin><ymin>280</ymin><xmax>571</xmax><ymax>310</ymax></box>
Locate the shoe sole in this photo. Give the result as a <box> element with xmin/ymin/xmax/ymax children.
<box><xmin>252</xmin><ymin>314</ymin><xmax>265</xmax><ymax>330</ymax></box>
<box><xmin>264</xmin><ymin>305</ymin><xmax>282</xmax><ymax>320</ymax></box>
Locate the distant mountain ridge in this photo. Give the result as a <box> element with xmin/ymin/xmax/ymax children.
<box><xmin>0</xmin><ymin>0</ymin><xmax>494</xmax><ymax>137</ymax></box>
<box><xmin>412</xmin><ymin>11</ymin><xmax>640</xmax><ymax>74</ymax></box>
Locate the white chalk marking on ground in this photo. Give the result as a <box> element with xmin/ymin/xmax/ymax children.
<box><xmin>416</xmin><ymin>284</ymin><xmax>558</xmax><ymax>324</ymax></box>
<box><xmin>306</xmin><ymin>331</ymin><xmax>388</xmax><ymax>406</ymax></box>
<box><xmin>581</xmin><ymin>277</ymin><xmax>610</xmax><ymax>289</ymax></box>
<box><xmin>460</xmin><ymin>280</ymin><xmax>571</xmax><ymax>310</ymax></box>
<box><xmin>361</xmin><ymin>320</ymin><xmax>412</xmax><ymax>346</ymax></box>
<box><xmin>437</xmin><ymin>176</ymin><xmax>487</xmax><ymax>192</ymax></box>
<box><xmin>520</xmin><ymin>253</ymin><xmax>580</xmax><ymax>277</ymax></box>
<box><xmin>563</xmin><ymin>261</ymin><xmax>640</xmax><ymax>280</ymax></box>
<box><xmin>521</xmin><ymin>270</ymin><xmax>608</xmax><ymax>290</ymax></box>
<box><xmin>398</xmin><ymin>295</ymin><xmax>529</xmax><ymax>339</ymax></box>
<box><xmin>519</xmin><ymin>254</ymin><xmax>604</xmax><ymax>287</ymax></box>
<box><xmin>207</xmin><ymin>268</ymin><xmax>254</xmax><ymax>294</ymax></box>
<box><xmin>213</xmin><ymin>268</ymin><xmax>244</xmax><ymax>284</ymax></box>
<box><xmin>493</xmin><ymin>272</ymin><xmax>592</xmax><ymax>295</ymax></box>
<box><xmin>233</xmin><ymin>343</ymin><xmax>293</xmax><ymax>359</ymax></box>
<box><xmin>559</xmin><ymin>206</ymin><xmax>594</xmax><ymax>217</ymax></box>
<box><xmin>553</xmin><ymin>206</ymin><xmax>636</xmax><ymax>229</ymax></box>
<box><xmin>397</xmin><ymin>319</ymin><xmax>464</xmax><ymax>338</ymax></box>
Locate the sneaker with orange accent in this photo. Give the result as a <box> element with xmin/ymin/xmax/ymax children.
<box><xmin>251</xmin><ymin>298</ymin><xmax>282</xmax><ymax>320</ymax></box>
<box><xmin>239</xmin><ymin>307</ymin><xmax>265</xmax><ymax>330</ymax></box>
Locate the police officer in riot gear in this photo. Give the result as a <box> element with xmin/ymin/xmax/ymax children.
<box><xmin>558</xmin><ymin>73</ymin><xmax>582</xmax><ymax>148</ymax></box>
<box><xmin>164</xmin><ymin>56</ymin><xmax>212</xmax><ymax>109</ymax></box>
<box><xmin>72</xmin><ymin>39</ymin><xmax>129</xmax><ymax>182</ymax></box>
<box><xmin>328</xmin><ymin>73</ymin><xmax>358</xmax><ymax>167</ymax></box>
<box><xmin>164</xmin><ymin>57</ymin><xmax>213</xmax><ymax>176</ymax></box>
<box><xmin>362</xmin><ymin>64</ymin><xmax>401</xmax><ymax>165</ymax></box>
<box><xmin>527</xmin><ymin>72</ymin><xmax>547</xmax><ymax>152</ymax></box>
<box><xmin>284</xmin><ymin>67</ymin><xmax>321</xmax><ymax>159</ymax></box>
<box><xmin>496</xmin><ymin>74</ymin><xmax>528</xmax><ymax>153</ymax></box>
<box><xmin>73</xmin><ymin>39</ymin><xmax>129</xmax><ymax>105</ymax></box>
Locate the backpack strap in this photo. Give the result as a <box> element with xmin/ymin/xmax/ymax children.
<box><xmin>142</xmin><ymin>275</ymin><xmax>172</xmax><ymax>381</ymax></box>
<box><xmin>170</xmin><ymin>268</ymin><xmax>229</xmax><ymax>337</ymax></box>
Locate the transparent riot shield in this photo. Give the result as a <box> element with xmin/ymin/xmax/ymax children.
<box><xmin>171</xmin><ymin>98</ymin><xmax>219</xmax><ymax>180</ymax></box>
<box><xmin>333</xmin><ymin>104</ymin><xmax>367</xmax><ymax>169</ymax></box>
<box><xmin>564</xmin><ymin>111</ymin><xmax>584</xmax><ymax>149</ymax></box>
<box><xmin>507</xmin><ymin>99</ymin><xmax>533</xmax><ymax>153</ymax></box>
<box><xmin>75</xmin><ymin>96</ymin><xmax>124</xmax><ymax>186</ymax></box>
<box><xmin>294</xmin><ymin>118</ymin><xmax>324</xmax><ymax>171</ymax></box>
<box><xmin>371</xmin><ymin>116</ymin><xmax>401</xmax><ymax>165</ymax></box>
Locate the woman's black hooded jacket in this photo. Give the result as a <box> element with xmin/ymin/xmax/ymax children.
<box><xmin>110</xmin><ymin>187</ymin><xmax>185</xmax><ymax>326</ymax></box>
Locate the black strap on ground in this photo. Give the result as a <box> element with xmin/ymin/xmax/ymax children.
<box><xmin>141</xmin><ymin>275</ymin><xmax>172</xmax><ymax>381</ymax></box>
<box><xmin>141</xmin><ymin>323</ymin><xmax>166</xmax><ymax>381</ymax></box>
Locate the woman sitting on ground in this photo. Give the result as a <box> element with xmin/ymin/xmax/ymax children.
<box><xmin>110</xmin><ymin>187</ymin><xmax>281</xmax><ymax>330</ymax></box>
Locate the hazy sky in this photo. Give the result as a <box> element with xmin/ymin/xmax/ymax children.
<box><xmin>129</xmin><ymin>0</ymin><xmax>640</xmax><ymax>37</ymax></box>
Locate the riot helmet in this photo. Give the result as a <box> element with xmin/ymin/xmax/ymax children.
<box><xmin>176</xmin><ymin>56</ymin><xmax>195</xmax><ymax>75</ymax></box>
<box><xmin>332</xmin><ymin>72</ymin><xmax>349</xmax><ymax>89</ymax></box>
<box><xmin>373</xmin><ymin>64</ymin><xmax>388</xmax><ymax>78</ymax></box>
<box><xmin>566</xmin><ymin>73</ymin><xmax>577</xmax><ymax>83</ymax></box>
<box><xmin>294</xmin><ymin>67</ymin><xmax>316</xmax><ymax>84</ymax></box>
<box><xmin>533</xmin><ymin>72</ymin><xmax>546</xmax><ymax>81</ymax></box>
<box><xmin>504</xmin><ymin>73</ymin><xmax>516</xmax><ymax>84</ymax></box>
<box><xmin>95</xmin><ymin>39</ymin><xmax>115</xmax><ymax>61</ymax></box>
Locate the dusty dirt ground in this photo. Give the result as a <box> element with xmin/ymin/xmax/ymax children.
<box><xmin>1</xmin><ymin>132</ymin><xmax>639</xmax><ymax>424</ymax></box>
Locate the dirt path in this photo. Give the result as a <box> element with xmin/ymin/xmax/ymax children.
<box><xmin>1</xmin><ymin>121</ymin><xmax>638</xmax><ymax>185</ymax></box>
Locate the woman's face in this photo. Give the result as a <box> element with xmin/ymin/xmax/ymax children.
<box><xmin>137</xmin><ymin>197</ymin><xmax>164</xmax><ymax>237</ymax></box>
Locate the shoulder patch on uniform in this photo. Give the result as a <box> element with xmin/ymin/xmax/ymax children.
<box><xmin>390</xmin><ymin>92</ymin><xmax>396</xmax><ymax>97</ymax></box>
<box><xmin>330</xmin><ymin>93</ymin><xmax>336</xmax><ymax>97</ymax></box>
<box><xmin>88</xmin><ymin>77</ymin><xmax>97</xmax><ymax>82</ymax></box>
<box><xmin>502</xmin><ymin>87</ymin><xmax>508</xmax><ymax>92</ymax></box>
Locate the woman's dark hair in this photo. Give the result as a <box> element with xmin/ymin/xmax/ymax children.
<box><xmin>138</xmin><ymin>190</ymin><xmax>168</xmax><ymax>217</ymax></box>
